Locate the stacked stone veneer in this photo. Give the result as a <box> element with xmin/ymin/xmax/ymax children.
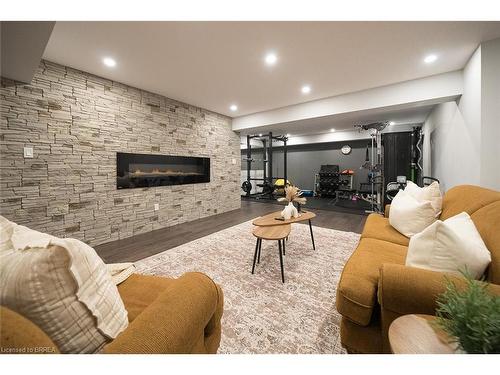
<box><xmin>0</xmin><ymin>61</ymin><xmax>241</xmax><ymax>246</ymax></box>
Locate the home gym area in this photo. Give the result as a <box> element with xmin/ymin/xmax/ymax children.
<box><xmin>239</xmin><ymin>108</ymin><xmax>439</xmax><ymax>216</ymax></box>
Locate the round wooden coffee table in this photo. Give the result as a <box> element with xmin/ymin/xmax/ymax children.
<box><xmin>389</xmin><ymin>314</ymin><xmax>456</xmax><ymax>354</ymax></box>
<box><xmin>252</xmin><ymin>210</ymin><xmax>317</xmax><ymax>250</ymax></box>
<box><xmin>252</xmin><ymin>224</ymin><xmax>291</xmax><ymax>283</ymax></box>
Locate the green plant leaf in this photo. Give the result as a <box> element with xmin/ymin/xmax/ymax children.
<box><xmin>434</xmin><ymin>269</ymin><xmax>500</xmax><ymax>354</ymax></box>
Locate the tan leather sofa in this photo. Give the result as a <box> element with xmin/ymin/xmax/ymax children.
<box><xmin>336</xmin><ymin>185</ymin><xmax>500</xmax><ymax>353</ymax></box>
<box><xmin>1</xmin><ymin>272</ymin><xmax>223</xmax><ymax>354</ymax></box>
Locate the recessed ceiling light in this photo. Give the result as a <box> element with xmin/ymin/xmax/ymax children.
<box><xmin>330</xmin><ymin>128</ymin><xmax>336</xmax><ymax>132</ymax></box>
<box><xmin>301</xmin><ymin>85</ymin><xmax>311</xmax><ymax>94</ymax></box>
<box><xmin>424</xmin><ymin>54</ymin><xmax>438</xmax><ymax>64</ymax></box>
<box><xmin>230</xmin><ymin>104</ymin><xmax>238</xmax><ymax>112</ymax></box>
<box><xmin>389</xmin><ymin>121</ymin><xmax>395</xmax><ymax>126</ymax></box>
<box><xmin>259</xmin><ymin>133</ymin><xmax>263</xmax><ymax>137</ymax></box>
<box><xmin>103</xmin><ymin>57</ymin><xmax>116</xmax><ymax>67</ymax></box>
<box><xmin>264</xmin><ymin>52</ymin><xmax>278</xmax><ymax>66</ymax></box>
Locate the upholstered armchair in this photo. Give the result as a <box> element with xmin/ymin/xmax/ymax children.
<box><xmin>1</xmin><ymin>272</ymin><xmax>224</xmax><ymax>354</ymax></box>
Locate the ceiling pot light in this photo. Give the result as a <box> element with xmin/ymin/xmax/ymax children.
<box><xmin>330</xmin><ymin>128</ymin><xmax>336</xmax><ymax>132</ymax></box>
<box><xmin>301</xmin><ymin>85</ymin><xmax>311</xmax><ymax>94</ymax></box>
<box><xmin>230</xmin><ymin>104</ymin><xmax>238</xmax><ymax>112</ymax></box>
<box><xmin>264</xmin><ymin>52</ymin><xmax>278</xmax><ymax>66</ymax></box>
<box><xmin>424</xmin><ymin>54</ymin><xmax>438</xmax><ymax>64</ymax></box>
<box><xmin>103</xmin><ymin>57</ymin><xmax>116</xmax><ymax>67</ymax></box>
<box><xmin>389</xmin><ymin>121</ymin><xmax>395</xmax><ymax>126</ymax></box>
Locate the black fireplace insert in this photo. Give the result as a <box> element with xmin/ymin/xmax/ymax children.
<box><xmin>117</xmin><ymin>152</ymin><xmax>210</xmax><ymax>189</ymax></box>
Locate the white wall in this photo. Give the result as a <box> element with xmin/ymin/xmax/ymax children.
<box><xmin>459</xmin><ymin>45</ymin><xmax>483</xmax><ymax>171</ymax></box>
<box><xmin>422</xmin><ymin>46</ymin><xmax>482</xmax><ymax>192</ymax></box>
<box><xmin>421</xmin><ymin>101</ymin><xmax>480</xmax><ymax>192</ymax></box>
<box><xmin>422</xmin><ymin>40</ymin><xmax>500</xmax><ymax>192</ymax></box>
<box><xmin>480</xmin><ymin>38</ymin><xmax>500</xmax><ymax>190</ymax></box>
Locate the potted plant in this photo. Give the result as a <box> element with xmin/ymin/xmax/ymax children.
<box><xmin>435</xmin><ymin>271</ymin><xmax>500</xmax><ymax>353</ymax></box>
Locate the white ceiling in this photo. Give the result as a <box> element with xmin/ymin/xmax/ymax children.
<box><xmin>43</xmin><ymin>21</ymin><xmax>500</xmax><ymax>117</ymax></box>
<box><xmin>238</xmin><ymin>103</ymin><xmax>435</xmax><ymax>137</ymax></box>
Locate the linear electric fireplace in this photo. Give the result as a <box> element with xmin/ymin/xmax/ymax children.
<box><xmin>117</xmin><ymin>152</ymin><xmax>210</xmax><ymax>189</ymax></box>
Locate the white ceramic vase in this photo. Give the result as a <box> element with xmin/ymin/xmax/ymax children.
<box><xmin>281</xmin><ymin>202</ymin><xmax>299</xmax><ymax>220</ymax></box>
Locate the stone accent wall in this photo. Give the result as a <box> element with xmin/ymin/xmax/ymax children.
<box><xmin>0</xmin><ymin>60</ymin><xmax>241</xmax><ymax>246</ymax></box>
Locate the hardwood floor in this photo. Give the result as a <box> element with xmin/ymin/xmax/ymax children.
<box><xmin>95</xmin><ymin>200</ymin><xmax>367</xmax><ymax>263</ymax></box>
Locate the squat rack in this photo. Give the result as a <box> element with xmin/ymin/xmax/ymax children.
<box><xmin>242</xmin><ymin>132</ymin><xmax>288</xmax><ymax>198</ymax></box>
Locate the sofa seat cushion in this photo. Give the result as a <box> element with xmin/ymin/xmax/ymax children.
<box><xmin>118</xmin><ymin>274</ymin><xmax>174</xmax><ymax>322</ymax></box>
<box><xmin>336</xmin><ymin>238</ymin><xmax>408</xmax><ymax>326</ymax></box>
<box><xmin>361</xmin><ymin>213</ymin><xmax>409</xmax><ymax>246</ymax></box>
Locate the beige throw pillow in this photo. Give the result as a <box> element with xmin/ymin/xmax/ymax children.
<box><xmin>406</xmin><ymin>212</ymin><xmax>491</xmax><ymax>279</ymax></box>
<box><xmin>389</xmin><ymin>190</ymin><xmax>437</xmax><ymax>237</ymax></box>
<box><xmin>0</xmin><ymin>216</ymin><xmax>128</xmax><ymax>353</ymax></box>
<box><xmin>404</xmin><ymin>180</ymin><xmax>442</xmax><ymax>215</ymax></box>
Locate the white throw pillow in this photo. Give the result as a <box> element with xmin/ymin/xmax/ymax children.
<box><xmin>0</xmin><ymin>216</ymin><xmax>128</xmax><ymax>353</ymax></box>
<box><xmin>406</xmin><ymin>212</ymin><xmax>491</xmax><ymax>279</ymax></box>
<box><xmin>404</xmin><ymin>180</ymin><xmax>442</xmax><ymax>215</ymax></box>
<box><xmin>389</xmin><ymin>190</ymin><xmax>437</xmax><ymax>237</ymax></box>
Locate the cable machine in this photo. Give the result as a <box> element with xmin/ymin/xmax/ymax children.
<box><xmin>355</xmin><ymin>121</ymin><xmax>387</xmax><ymax>213</ymax></box>
<box><xmin>241</xmin><ymin>132</ymin><xmax>288</xmax><ymax>199</ymax></box>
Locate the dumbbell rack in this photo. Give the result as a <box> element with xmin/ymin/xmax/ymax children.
<box><xmin>317</xmin><ymin>164</ymin><xmax>340</xmax><ymax>197</ymax></box>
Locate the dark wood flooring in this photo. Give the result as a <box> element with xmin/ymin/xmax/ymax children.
<box><xmin>95</xmin><ymin>200</ymin><xmax>367</xmax><ymax>263</ymax></box>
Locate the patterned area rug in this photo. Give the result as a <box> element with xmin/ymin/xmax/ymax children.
<box><xmin>135</xmin><ymin>219</ymin><xmax>360</xmax><ymax>354</ymax></box>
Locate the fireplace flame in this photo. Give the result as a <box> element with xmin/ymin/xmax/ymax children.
<box><xmin>130</xmin><ymin>168</ymin><xmax>202</xmax><ymax>176</ymax></box>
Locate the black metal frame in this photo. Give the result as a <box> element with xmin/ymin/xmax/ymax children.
<box><xmin>251</xmin><ymin>237</ymin><xmax>286</xmax><ymax>283</ymax></box>
<box><xmin>242</xmin><ymin>132</ymin><xmax>288</xmax><ymax>198</ymax></box>
<box><xmin>117</xmin><ymin>152</ymin><xmax>210</xmax><ymax>189</ymax></box>
<box><xmin>250</xmin><ymin>220</ymin><xmax>316</xmax><ymax>284</ymax></box>
<box><xmin>308</xmin><ymin>219</ymin><xmax>316</xmax><ymax>250</ymax></box>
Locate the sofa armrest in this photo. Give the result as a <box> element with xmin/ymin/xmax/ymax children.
<box><xmin>0</xmin><ymin>306</ymin><xmax>59</xmax><ymax>354</ymax></box>
<box><xmin>378</xmin><ymin>264</ymin><xmax>500</xmax><ymax>316</ymax></box>
<box><xmin>103</xmin><ymin>272</ymin><xmax>223</xmax><ymax>354</ymax></box>
<box><xmin>384</xmin><ymin>204</ymin><xmax>391</xmax><ymax>218</ymax></box>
